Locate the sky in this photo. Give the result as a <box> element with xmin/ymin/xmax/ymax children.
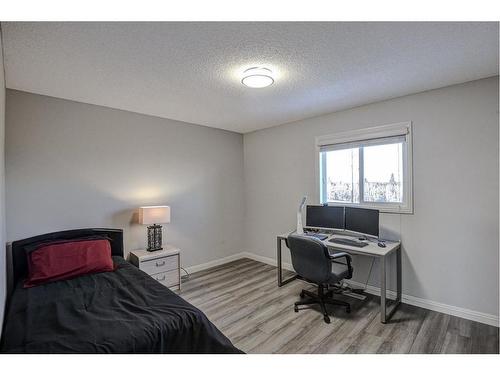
<box><xmin>326</xmin><ymin>143</ymin><xmax>403</xmax><ymax>184</ymax></box>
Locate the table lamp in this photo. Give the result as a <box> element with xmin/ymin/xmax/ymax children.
<box><xmin>139</xmin><ymin>205</ymin><xmax>171</xmax><ymax>252</ymax></box>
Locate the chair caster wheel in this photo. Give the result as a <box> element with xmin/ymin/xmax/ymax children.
<box><xmin>323</xmin><ymin>315</ymin><xmax>331</xmax><ymax>324</ymax></box>
<box><xmin>300</xmin><ymin>291</ymin><xmax>305</xmax><ymax>298</ymax></box>
<box><xmin>294</xmin><ymin>306</ymin><xmax>299</xmax><ymax>313</ymax></box>
<box><xmin>346</xmin><ymin>306</ymin><xmax>351</xmax><ymax>313</ymax></box>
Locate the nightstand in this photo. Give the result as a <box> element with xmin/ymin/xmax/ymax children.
<box><xmin>129</xmin><ymin>246</ymin><xmax>181</xmax><ymax>291</ymax></box>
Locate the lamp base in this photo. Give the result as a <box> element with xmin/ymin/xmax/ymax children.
<box><xmin>146</xmin><ymin>224</ymin><xmax>163</xmax><ymax>252</ymax></box>
<box><xmin>146</xmin><ymin>247</ymin><xmax>163</xmax><ymax>252</ymax></box>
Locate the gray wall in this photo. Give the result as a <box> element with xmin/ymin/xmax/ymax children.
<box><xmin>5</xmin><ymin>90</ymin><xmax>244</xmax><ymax>269</ymax></box>
<box><xmin>3</xmin><ymin>76</ymin><xmax>499</xmax><ymax>323</ymax></box>
<box><xmin>244</xmin><ymin>77</ymin><xmax>499</xmax><ymax>317</ymax></box>
<box><xmin>0</xmin><ymin>27</ymin><xmax>6</xmax><ymax>336</ymax></box>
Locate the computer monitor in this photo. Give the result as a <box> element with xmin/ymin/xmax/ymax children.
<box><xmin>306</xmin><ymin>205</ymin><xmax>345</xmax><ymax>230</ymax></box>
<box><xmin>344</xmin><ymin>207</ymin><xmax>379</xmax><ymax>237</ymax></box>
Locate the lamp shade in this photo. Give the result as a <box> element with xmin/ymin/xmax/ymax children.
<box><xmin>139</xmin><ymin>206</ymin><xmax>171</xmax><ymax>225</ymax></box>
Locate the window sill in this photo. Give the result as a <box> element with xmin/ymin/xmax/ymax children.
<box><xmin>324</xmin><ymin>202</ymin><xmax>414</xmax><ymax>214</ymax></box>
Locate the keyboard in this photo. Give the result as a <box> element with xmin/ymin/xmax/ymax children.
<box><xmin>329</xmin><ymin>238</ymin><xmax>368</xmax><ymax>248</ymax></box>
<box><xmin>304</xmin><ymin>232</ymin><xmax>329</xmax><ymax>241</ymax></box>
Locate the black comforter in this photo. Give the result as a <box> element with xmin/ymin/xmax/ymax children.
<box><xmin>0</xmin><ymin>257</ymin><xmax>242</xmax><ymax>353</ymax></box>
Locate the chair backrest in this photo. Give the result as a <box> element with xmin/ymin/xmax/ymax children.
<box><xmin>287</xmin><ymin>234</ymin><xmax>332</xmax><ymax>285</ymax></box>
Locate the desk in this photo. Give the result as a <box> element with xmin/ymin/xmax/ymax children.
<box><xmin>277</xmin><ymin>232</ymin><xmax>402</xmax><ymax>323</ymax></box>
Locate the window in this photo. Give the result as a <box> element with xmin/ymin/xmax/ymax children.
<box><xmin>317</xmin><ymin>122</ymin><xmax>413</xmax><ymax>213</ymax></box>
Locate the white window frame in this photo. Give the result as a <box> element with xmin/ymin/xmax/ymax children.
<box><xmin>315</xmin><ymin>121</ymin><xmax>413</xmax><ymax>214</ymax></box>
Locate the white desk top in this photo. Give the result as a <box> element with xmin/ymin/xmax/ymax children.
<box><xmin>278</xmin><ymin>231</ymin><xmax>400</xmax><ymax>257</ymax></box>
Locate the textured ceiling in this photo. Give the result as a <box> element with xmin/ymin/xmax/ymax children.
<box><xmin>2</xmin><ymin>22</ymin><xmax>498</xmax><ymax>133</ymax></box>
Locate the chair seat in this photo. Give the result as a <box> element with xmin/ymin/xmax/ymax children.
<box><xmin>327</xmin><ymin>263</ymin><xmax>350</xmax><ymax>284</ymax></box>
<box><xmin>298</xmin><ymin>263</ymin><xmax>350</xmax><ymax>285</ymax></box>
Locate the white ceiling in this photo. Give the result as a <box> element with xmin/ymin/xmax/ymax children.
<box><xmin>2</xmin><ymin>22</ymin><xmax>498</xmax><ymax>133</ymax></box>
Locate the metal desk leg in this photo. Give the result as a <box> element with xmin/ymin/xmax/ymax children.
<box><xmin>380</xmin><ymin>247</ymin><xmax>402</xmax><ymax>323</ymax></box>
<box><xmin>380</xmin><ymin>254</ymin><xmax>387</xmax><ymax>323</ymax></box>
<box><xmin>396</xmin><ymin>247</ymin><xmax>402</xmax><ymax>303</ymax></box>
<box><xmin>277</xmin><ymin>237</ymin><xmax>283</xmax><ymax>286</ymax></box>
<box><xmin>277</xmin><ymin>237</ymin><xmax>297</xmax><ymax>287</ymax></box>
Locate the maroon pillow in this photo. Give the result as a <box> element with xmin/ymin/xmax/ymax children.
<box><xmin>24</xmin><ymin>239</ymin><xmax>114</xmax><ymax>288</ymax></box>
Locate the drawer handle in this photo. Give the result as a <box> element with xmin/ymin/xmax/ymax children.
<box><xmin>156</xmin><ymin>275</ymin><xmax>166</xmax><ymax>281</ymax></box>
<box><xmin>156</xmin><ymin>260</ymin><xmax>166</xmax><ymax>267</ymax></box>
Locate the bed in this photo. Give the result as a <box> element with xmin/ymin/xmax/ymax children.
<box><xmin>0</xmin><ymin>228</ymin><xmax>242</xmax><ymax>354</ymax></box>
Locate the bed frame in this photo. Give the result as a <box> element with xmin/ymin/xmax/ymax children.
<box><xmin>11</xmin><ymin>228</ymin><xmax>124</xmax><ymax>285</ymax></box>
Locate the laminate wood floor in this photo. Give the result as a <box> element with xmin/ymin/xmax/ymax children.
<box><xmin>180</xmin><ymin>258</ymin><xmax>499</xmax><ymax>354</ymax></box>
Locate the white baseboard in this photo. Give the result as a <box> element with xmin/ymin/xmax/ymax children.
<box><xmin>184</xmin><ymin>252</ymin><xmax>499</xmax><ymax>327</ymax></box>
<box><xmin>184</xmin><ymin>252</ymin><xmax>248</xmax><ymax>274</ymax></box>
<box><xmin>345</xmin><ymin>280</ymin><xmax>499</xmax><ymax>327</ymax></box>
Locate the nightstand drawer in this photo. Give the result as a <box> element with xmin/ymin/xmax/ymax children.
<box><xmin>129</xmin><ymin>246</ymin><xmax>181</xmax><ymax>291</ymax></box>
<box><xmin>151</xmin><ymin>269</ymin><xmax>179</xmax><ymax>288</ymax></box>
<box><xmin>140</xmin><ymin>254</ymin><xmax>178</xmax><ymax>275</ymax></box>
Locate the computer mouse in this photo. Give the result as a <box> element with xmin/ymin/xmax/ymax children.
<box><xmin>378</xmin><ymin>242</ymin><xmax>386</xmax><ymax>248</ymax></box>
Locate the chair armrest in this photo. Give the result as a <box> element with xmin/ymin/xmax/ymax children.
<box><xmin>330</xmin><ymin>252</ymin><xmax>352</xmax><ymax>261</ymax></box>
<box><xmin>329</xmin><ymin>252</ymin><xmax>353</xmax><ymax>279</ymax></box>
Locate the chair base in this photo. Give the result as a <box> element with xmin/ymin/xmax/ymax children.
<box><xmin>294</xmin><ymin>286</ymin><xmax>351</xmax><ymax>324</ymax></box>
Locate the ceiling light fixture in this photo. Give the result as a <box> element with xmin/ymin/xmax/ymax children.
<box><xmin>241</xmin><ymin>67</ymin><xmax>274</xmax><ymax>88</ymax></box>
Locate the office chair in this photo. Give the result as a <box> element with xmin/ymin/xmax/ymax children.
<box><xmin>287</xmin><ymin>234</ymin><xmax>353</xmax><ymax>324</ymax></box>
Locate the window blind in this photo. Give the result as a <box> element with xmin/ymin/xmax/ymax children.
<box><xmin>319</xmin><ymin>134</ymin><xmax>407</xmax><ymax>153</ymax></box>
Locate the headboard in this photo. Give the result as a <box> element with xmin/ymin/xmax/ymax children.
<box><xmin>11</xmin><ymin>228</ymin><xmax>124</xmax><ymax>284</ymax></box>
